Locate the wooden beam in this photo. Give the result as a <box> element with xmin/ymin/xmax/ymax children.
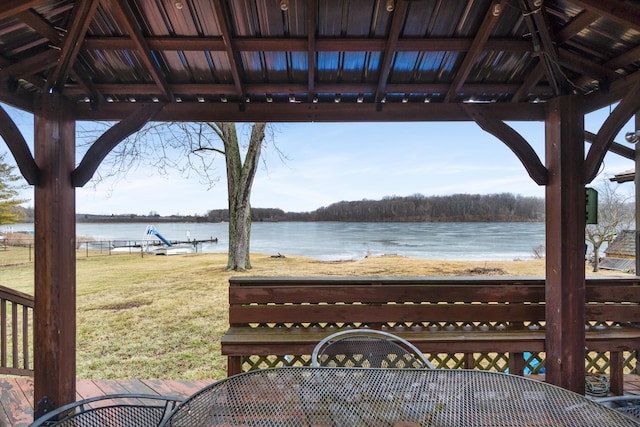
<box><xmin>70</xmin><ymin>81</ymin><xmax>545</xmax><ymax>98</ymax></box>
<box><xmin>545</xmin><ymin>94</ymin><xmax>586</xmax><ymax>394</ymax></box>
<box><xmin>46</xmin><ymin>0</ymin><xmax>100</xmax><ymax>94</ymax></box>
<box><xmin>111</xmin><ymin>0</ymin><xmax>173</xmax><ymax>102</ymax></box>
<box><xmin>513</xmin><ymin>9</ymin><xmax>598</xmax><ymax>103</ymax></box>
<box><xmin>374</xmin><ymin>0</ymin><xmax>407</xmax><ymax>105</ymax></box>
<box><xmin>16</xmin><ymin>10</ymin><xmax>62</xmax><ymax>45</ymax></box>
<box><xmin>72</xmin><ymin>103</ymin><xmax>165</xmax><ymax>187</ymax></box>
<box><xmin>556</xmin><ymin>10</ymin><xmax>600</xmax><ymax>42</ymax></box>
<box><xmin>73</xmin><ymin>100</ymin><xmax>547</xmax><ymax>123</ymax></box>
<box><xmin>584</xmin><ymin>81</ymin><xmax>640</xmax><ymax>183</ymax></box>
<box><xmin>463</xmin><ymin>105</ymin><xmax>548</xmax><ymax>185</ymax></box>
<box><xmin>0</xmin><ymin>50</ymin><xmax>60</xmax><ymax>80</ymax></box>
<box><xmin>0</xmin><ymin>1</ymin><xmax>48</xmax><ymax>21</ymax></box>
<box><xmin>634</xmin><ymin>113</ymin><xmax>640</xmax><ymax>277</ymax></box>
<box><xmin>584</xmin><ymin>130</ymin><xmax>635</xmax><ymax>160</ymax></box>
<box><xmin>16</xmin><ymin>8</ymin><xmax>102</xmax><ymax>105</ymax></box>
<box><xmin>81</xmin><ymin>35</ymin><xmax>532</xmax><ymax>53</ymax></box>
<box><xmin>0</xmin><ymin>104</ymin><xmax>39</xmax><ymax>184</ymax></box>
<box><xmin>33</xmin><ymin>93</ymin><xmax>76</xmax><ymax>418</ymax></box>
<box><xmin>521</xmin><ymin>0</ymin><xmax>565</xmax><ymax>95</ymax></box>
<box><xmin>212</xmin><ymin>0</ymin><xmax>244</xmax><ymax>102</ymax></box>
<box><xmin>444</xmin><ymin>0</ymin><xmax>506</xmax><ymax>103</ymax></box>
<box><xmin>307</xmin><ymin>0</ymin><xmax>316</xmax><ymax>103</ymax></box>
<box><xmin>569</xmin><ymin>0</ymin><xmax>640</xmax><ymax>32</ymax></box>
<box><xmin>512</xmin><ymin>62</ymin><xmax>545</xmax><ymax>103</ymax></box>
<box><xmin>580</xmin><ymin>70</ymin><xmax>640</xmax><ymax>113</ymax></box>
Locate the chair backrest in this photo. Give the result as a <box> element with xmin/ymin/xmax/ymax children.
<box><xmin>311</xmin><ymin>329</ymin><xmax>434</xmax><ymax>369</ymax></box>
<box><xmin>29</xmin><ymin>394</ymin><xmax>183</xmax><ymax>427</ymax></box>
<box><xmin>595</xmin><ymin>396</ymin><xmax>640</xmax><ymax>421</ymax></box>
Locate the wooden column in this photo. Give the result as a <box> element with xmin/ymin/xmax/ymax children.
<box><xmin>544</xmin><ymin>95</ymin><xmax>586</xmax><ymax>394</ymax></box>
<box><xmin>635</xmin><ymin>113</ymin><xmax>640</xmax><ymax>278</ymax></box>
<box><xmin>33</xmin><ymin>94</ymin><xmax>76</xmax><ymax>417</ymax></box>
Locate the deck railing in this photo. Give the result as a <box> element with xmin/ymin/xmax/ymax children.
<box><xmin>0</xmin><ymin>285</ymin><xmax>34</xmax><ymax>376</ymax></box>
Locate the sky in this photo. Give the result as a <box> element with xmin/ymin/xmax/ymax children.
<box><xmin>2</xmin><ymin>103</ymin><xmax>637</xmax><ymax>216</ymax></box>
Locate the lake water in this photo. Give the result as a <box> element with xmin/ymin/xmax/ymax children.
<box><xmin>7</xmin><ymin>221</ymin><xmax>545</xmax><ymax>261</ymax></box>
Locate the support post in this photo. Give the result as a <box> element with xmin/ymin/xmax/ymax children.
<box><xmin>634</xmin><ymin>113</ymin><xmax>640</xmax><ymax>276</ymax></box>
<box><xmin>33</xmin><ymin>94</ymin><xmax>76</xmax><ymax>418</ymax></box>
<box><xmin>545</xmin><ymin>95</ymin><xmax>586</xmax><ymax>394</ymax></box>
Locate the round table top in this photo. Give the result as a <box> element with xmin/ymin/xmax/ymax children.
<box><xmin>162</xmin><ymin>367</ymin><xmax>639</xmax><ymax>426</ymax></box>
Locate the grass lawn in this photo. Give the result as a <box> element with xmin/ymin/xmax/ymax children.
<box><xmin>0</xmin><ymin>250</ymin><xmax>624</xmax><ymax>380</ymax></box>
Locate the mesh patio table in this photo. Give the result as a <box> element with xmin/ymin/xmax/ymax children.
<box><xmin>161</xmin><ymin>367</ymin><xmax>639</xmax><ymax>426</ymax></box>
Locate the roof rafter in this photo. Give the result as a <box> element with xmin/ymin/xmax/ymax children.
<box><xmin>46</xmin><ymin>0</ymin><xmax>99</xmax><ymax>94</ymax></box>
<box><xmin>514</xmin><ymin>7</ymin><xmax>601</xmax><ymax>102</ymax></box>
<box><xmin>111</xmin><ymin>0</ymin><xmax>173</xmax><ymax>102</ymax></box>
<box><xmin>520</xmin><ymin>0</ymin><xmax>565</xmax><ymax>95</ymax></box>
<box><xmin>0</xmin><ymin>49</ymin><xmax>59</xmax><ymax>80</ymax></box>
<box><xmin>212</xmin><ymin>0</ymin><xmax>244</xmax><ymax>103</ymax></box>
<box><xmin>570</xmin><ymin>0</ymin><xmax>640</xmax><ymax>31</ymax></box>
<box><xmin>16</xmin><ymin>8</ymin><xmax>102</xmax><ymax>106</ymax></box>
<box><xmin>81</xmin><ymin>36</ymin><xmax>532</xmax><ymax>53</ymax></box>
<box><xmin>307</xmin><ymin>0</ymin><xmax>316</xmax><ymax>103</ymax></box>
<box><xmin>444</xmin><ymin>0</ymin><xmax>506</xmax><ymax>103</ymax></box>
<box><xmin>0</xmin><ymin>1</ymin><xmax>48</xmax><ymax>21</ymax></box>
<box><xmin>374</xmin><ymin>0</ymin><xmax>407</xmax><ymax>106</ymax></box>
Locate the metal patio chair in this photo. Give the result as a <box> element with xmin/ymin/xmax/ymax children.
<box><xmin>595</xmin><ymin>395</ymin><xmax>640</xmax><ymax>421</ymax></box>
<box><xmin>29</xmin><ymin>393</ymin><xmax>184</xmax><ymax>427</ymax></box>
<box><xmin>311</xmin><ymin>328</ymin><xmax>434</xmax><ymax>369</ymax></box>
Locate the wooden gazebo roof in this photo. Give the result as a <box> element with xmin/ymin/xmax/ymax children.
<box><xmin>1</xmin><ymin>0</ymin><xmax>640</xmax><ymax>418</ymax></box>
<box><xmin>0</xmin><ymin>0</ymin><xmax>638</xmax><ymax>123</ymax></box>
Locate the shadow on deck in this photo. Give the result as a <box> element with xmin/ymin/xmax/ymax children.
<box><xmin>2</xmin><ymin>375</ymin><xmax>640</xmax><ymax>426</ymax></box>
<box><xmin>0</xmin><ymin>377</ymin><xmax>215</xmax><ymax>427</ymax></box>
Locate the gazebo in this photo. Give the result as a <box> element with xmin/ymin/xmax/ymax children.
<box><xmin>0</xmin><ymin>0</ymin><xmax>639</xmax><ymax>418</ymax></box>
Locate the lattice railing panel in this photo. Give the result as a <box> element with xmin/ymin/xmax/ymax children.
<box><xmin>241</xmin><ymin>351</ymin><xmax>638</xmax><ymax>376</ymax></box>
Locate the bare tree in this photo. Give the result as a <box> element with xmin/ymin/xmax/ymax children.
<box><xmin>78</xmin><ymin>121</ymin><xmax>269</xmax><ymax>271</ymax></box>
<box><xmin>586</xmin><ymin>177</ymin><xmax>634</xmax><ymax>272</ymax></box>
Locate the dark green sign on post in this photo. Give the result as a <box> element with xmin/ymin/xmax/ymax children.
<box><xmin>585</xmin><ymin>187</ymin><xmax>598</xmax><ymax>224</ymax></box>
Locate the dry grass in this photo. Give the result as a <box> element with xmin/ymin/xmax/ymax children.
<box><xmin>0</xmin><ymin>252</ymin><xmax>629</xmax><ymax>380</ymax></box>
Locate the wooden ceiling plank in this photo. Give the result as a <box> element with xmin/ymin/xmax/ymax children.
<box><xmin>444</xmin><ymin>0</ymin><xmax>506</xmax><ymax>103</ymax></box>
<box><xmin>212</xmin><ymin>0</ymin><xmax>244</xmax><ymax>102</ymax></box>
<box><xmin>111</xmin><ymin>0</ymin><xmax>173</xmax><ymax>102</ymax></box>
<box><xmin>569</xmin><ymin>0</ymin><xmax>640</xmax><ymax>32</ymax></box>
<box><xmin>462</xmin><ymin>104</ymin><xmax>548</xmax><ymax>185</ymax></box>
<box><xmin>46</xmin><ymin>0</ymin><xmax>100</xmax><ymax>94</ymax></box>
<box><xmin>374</xmin><ymin>0</ymin><xmax>408</xmax><ymax>105</ymax></box>
<box><xmin>584</xmin><ymin>80</ymin><xmax>640</xmax><ymax>183</ymax></box>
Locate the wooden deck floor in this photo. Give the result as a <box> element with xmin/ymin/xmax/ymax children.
<box><xmin>0</xmin><ymin>377</ymin><xmax>214</xmax><ymax>427</ymax></box>
<box><xmin>1</xmin><ymin>375</ymin><xmax>639</xmax><ymax>427</ymax></box>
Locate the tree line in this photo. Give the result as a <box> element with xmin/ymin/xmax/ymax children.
<box><xmin>206</xmin><ymin>193</ymin><xmax>545</xmax><ymax>223</ymax></box>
